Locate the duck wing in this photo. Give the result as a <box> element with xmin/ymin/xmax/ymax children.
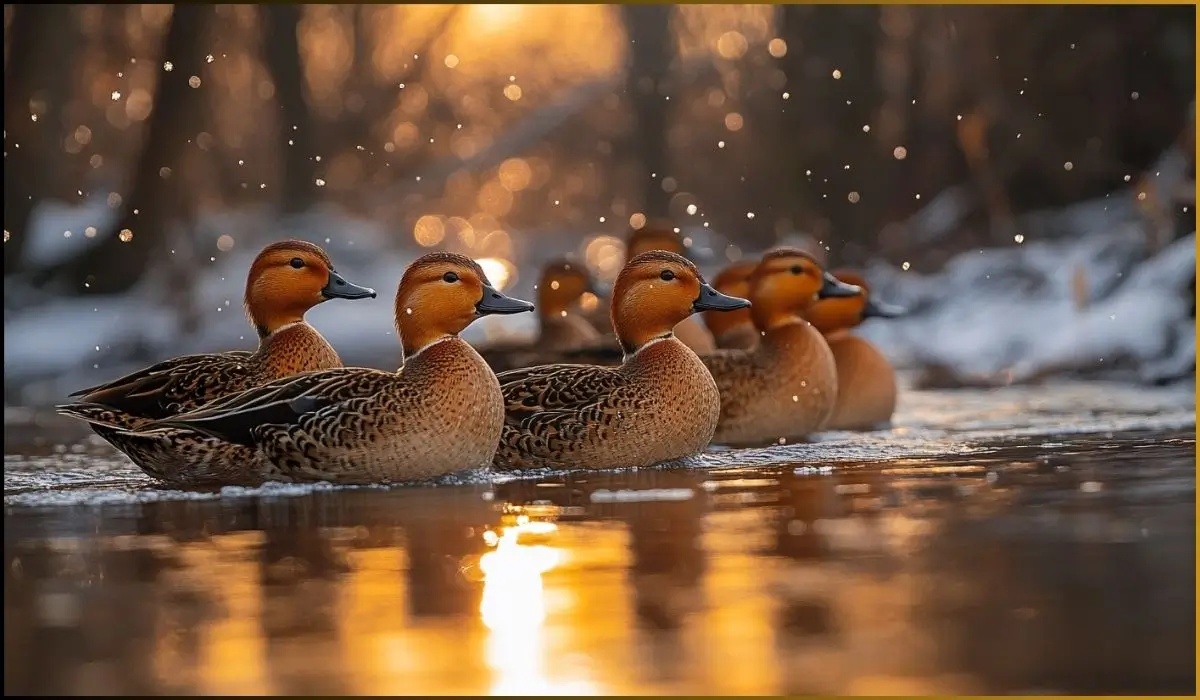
<box><xmin>67</xmin><ymin>350</ymin><xmax>259</xmax><ymax>419</ymax></box>
<box><xmin>498</xmin><ymin>363</ymin><xmax>634</xmax><ymax>443</ymax></box>
<box><xmin>152</xmin><ymin>367</ymin><xmax>391</xmax><ymax>447</ymax></box>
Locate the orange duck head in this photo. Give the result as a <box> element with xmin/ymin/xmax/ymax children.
<box><xmin>806</xmin><ymin>269</ymin><xmax>906</xmax><ymax>335</ymax></box>
<box><xmin>244</xmin><ymin>239</ymin><xmax>376</xmax><ymax>338</ymax></box>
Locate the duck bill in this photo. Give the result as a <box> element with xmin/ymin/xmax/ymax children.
<box><xmin>476</xmin><ymin>285</ymin><xmax>536</xmax><ymax>316</ymax></box>
<box><xmin>817</xmin><ymin>272</ymin><xmax>863</xmax><ymax>300</ymax></box>
<box><xmin>861</xmin><ymin>296</ymin><xmax>907</xmax><ymax>320</ymax></box>
<box><xmin>322</xmin><ymin>270</ymin><xmax>378</xmax><ymax>300</ymax></box>
<box><xmin>693</xmin><ymin>282</ymin><xmax>752</xmax><ymax>312</ymax></box>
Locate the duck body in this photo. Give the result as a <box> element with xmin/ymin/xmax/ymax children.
<box><xmin>823</xmin><ymin>331</ymin><xmax>897</xmax><ymax>430</ymax></box>
<box><xmin>699</xmin><ymin>248</ymin><xmax>863</xmax><ymax>447</ymax></box>
<box><xmin>493</xmin><ymin>250</ymin><xmax>750</xmax><ymax>471</ymax></box>
<box><xmin>60</xmin><ymin>324</ymin><xmax>346</xmax><ymax>485</ymax></box>
<box><xmin>703</xmin><ymin>321</ymin><xmax>839</xmax><ymax>446</ymax></box>
<box><xmin>806</xmin><ymin>269</ymin><xmax>906</xmax><ymax>431</ymax></box>
<box><xmin>132</xmin><ymin>252</ymin><xmax>534</xmax><ymax>486</ymax></box>
<box><xmin>493</xmin><ymin>336</ymin><xmax>722</xmax><ymax>470</ymax></box>
<box><xmin>156</xmin><ymin>338</ymin><xmax>506</xmax><ymax>484</ymax></box>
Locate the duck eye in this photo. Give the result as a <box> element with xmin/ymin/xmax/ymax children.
<box><xmin>443</xmin><ymin>271</ymin><xmax>460</xmax><ymax>283</ymax></box>
<box><xmin>790</xmin><ymin>265</ymin><xmax>804</xmax><ymax>275</ymax></box>
<box><xmin>290</xmin><ymin>257</ymin><xmax>306</xmax><ymax>269</ymax></box>
<box><xmin>659</xmin><ymin>270</ymin><xmax>675</xmax><ymax>282</ymax></box>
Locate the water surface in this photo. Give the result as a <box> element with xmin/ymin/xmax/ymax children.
<box><xmin>4</xmin><ymin>378</ymin><xmax>1196</xmax><ymax>695</ymax></box>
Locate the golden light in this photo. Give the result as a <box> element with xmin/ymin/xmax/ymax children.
<box><xmin>628</xmin><ymin>212</ymin><xmax>647</xmax><ymax>230</ymax></box>
<box><xmin>578</xmin><ymin>292</ymin><xmax>601</xmax><ymax>313</ymax></box>
<box><xmin>467</xmin><ymin>4</ymin><xmax>528</xmax><ymax>34</ymax></box>
<box><xmin>444</xmin><ymin>54</ymin><xmax>460</xmax><ymax>68</ymax></box>
<box><xmin>498</xmin><ymin>158</ymin><xmax>533</xmax><ymax>192</ymax></box>
<box><xmin>477</xmin><ymin>180</ymin><xmax>515</xmax><ymax>217</ymax></box>
<box><xmin>716</xmin><ymin>30</ymin><xmax>748</xmax><ymax>59</ymax></box>
<box><xmin>767</xmin><ymin>37</ymin><xmax>788</xmax><ymax>58</ymax></box>
<box><xmin>503</xmin><ymin>84</ymin><xmax>524</xmax><ymax>101</ymax></box>
<box><xmin>584</xmin><ymin>235</ymin><xmax>626</xmax><ymax>283</ymax></box>
<box><xmin>724</xmin><ymin>112</ymin><xmax>744</xmax><ymax>131</ymax></box>
<box><xmin>476</xmin><ymin>257</ymin><xmax>515</xmax><ymax>291</ymax></box>
<box><xmin>413</xmin><ymin>215</ymin><xmax>446</xmax><ymax>247</ymax></box>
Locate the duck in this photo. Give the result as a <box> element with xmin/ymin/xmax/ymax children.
<box><xmin>584</xmin><ymin>219</ymin><xmax>719</xmax><ymax>354</ymax></box>
<box><xmin>56</xmin><ymin>239</ymin><xmax>377</xmax><ymax>475</ymax></box>
<box><xmin>124</xmin><ymin>252</ymin><xmax>535</xmax><ymax>486</ymax></box>
<box><xmin>477</xmin><ymin>258</ymin><xmax>604</xmax><ymax>373</ymax></box>
<box><xmin>805</xmin><ymin>269</ymin><xmax>906</xmax><ymax>430</ymax></box>
<box><xmin>491</xmin><ymin>250</ymin><xmax>750</xmax><ymax>471</ymax></box>
<box><xmin>700</xmin><ymin>248</ymin><xmax>862</xmax><ymax>447</ymax></box>
<box><xmin>703</xmin><ymin>258</ymin><xmax>760</xmax><ymax>350</ymax></box>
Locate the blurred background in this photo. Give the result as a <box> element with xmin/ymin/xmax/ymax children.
<box><xmin>3</xmin><ymin>4</ymin><xmax>1196</xmax><ymax>403</ymax></box>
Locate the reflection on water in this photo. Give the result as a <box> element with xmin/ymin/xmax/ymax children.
<box><xmin>3</xmin><ymin>430</ymin><xmax>1195</xmax><ymax>695</ymax></box>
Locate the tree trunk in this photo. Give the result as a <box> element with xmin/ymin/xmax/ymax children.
<box><xmin>621</xmin><ymin>5</ymin><xmax>674</xmax><ymax>219</ymax></box>
<box><xmin>260</xmin><ymin>3</ymin><xmax>316</xmax><ymax>216</ymax></box>
<box><xmin>55</xmin><ymin>4</ymin><xmax>215</xmax><ymax>295</ymax></box>
<box><xmin>4</xmin><ymin>5</ymin><xmax>78</xmax><ymax>275</ymax></box>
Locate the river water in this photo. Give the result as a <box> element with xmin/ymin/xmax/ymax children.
<box><xmin>3</xmin><ymin>377</ymin><xmax>1195</xmax><ymax>695</ymax></box>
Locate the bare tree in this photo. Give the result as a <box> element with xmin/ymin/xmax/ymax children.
<box><xmin>4</xmin><ymin>5</ymin><xmax>79</xmax><ymax>275</ymax></box>
<box><xmin>53</xmin><ymin>4</ymin><xmax>216</xmax><ymax>295</ymax></box>
<box><xmin>260</xmin><ymin>3</ymin><xmax>316</xmax><ymax>216</ymax></box>
<box><xmin>621</xmin><ymin>4</ymin><xmax>674</xmax><ymax>219</ymax></box>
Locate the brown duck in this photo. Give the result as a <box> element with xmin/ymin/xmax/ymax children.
<box><xmin>55</xmin><ymin>239</ymin><xmax>376</xmax><ymax>481</ymax></box>
<box><xmin>492</xmin><ymin>250</ymin><xmax>750</xmax><ymax>471</ymax></box>
<box><xmin>701</xmin><ymin>248</ymin><xmax>862</xmax><ymax>447</ymax></box>
<box><xmin>806</xmin><ymin>270</ymin><xmax>905</xmax><ymax>430</ymax></box>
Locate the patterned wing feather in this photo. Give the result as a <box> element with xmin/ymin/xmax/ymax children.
<box><xmin>69</xmin><ymin>351</ymin><xmax>260</xmax><ymax>418</ymax></box>
<box><xmin>155</xmin><ymin>367</ymin><xmax>392</xmax><ymax>446</ymax></box>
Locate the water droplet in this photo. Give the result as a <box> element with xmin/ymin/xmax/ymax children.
<box><xmin>163</xmin><ymin>61</ymin><xmax>174</xmax><ymax>72</ymax></box>
<box><xmin>686</xmin><ymin>204</ymin><xmax>697</xmax><ymax>215</ymax></box>
<box><xmin>901</xmin><ymin>261</ymin><xmax>911</xmax><ymax>271</ymax></box>
<box><xmin>118</xmin><ymin>229</ymin><xmax>133</xmax><ymax>243</ymax></box>
<box><xmin>831</xmin><ymin>69</ymin><xmax>842</xmax><ymax>79</ymax></box>
<box><xmin>1014</xmin><ymin>234</ymin><xmax>1025</xmax><ymax>244</ymax></box>
<box><xmin>315</xmin><ymin>178</ymin><xmax>326</xmax><ymax>187</ymax></box>
<box><xmin>188</xmin><ymin>76</ymin><xmax>201</xmax><ymax>88</ymax></box>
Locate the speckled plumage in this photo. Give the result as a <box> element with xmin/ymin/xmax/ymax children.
<box><xmin>55</xmin><ymin>239</ymin><xmax>376</xmax><ymax>484</ymax></box>
<box><xmin>492</xmin><ymin>250</ymin><xmax>749</xmax><ymax>471</ymax></box>
<box><xmin>492</xmin><ymin>338</ymin><xmax>721</xmax><ymax>470</ymax></box>
<box><xmin>125</xmin><ymin>252</ymin><xmax>533</xmax><ymax>486</ymax></box>
<box><xmin>150</xmin><ymin>339</ymin><xmax>506</xmax><ymax>484</ymax></box>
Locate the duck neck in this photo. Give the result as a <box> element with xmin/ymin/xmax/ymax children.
<box><xmin>752</xmin><ymin>302</ymin><xmax>814</xmax><ymax>334</ymax></box>
<box><xmin>257</xmin><ymin>322</ymin><xmax>342</xmax><ymax>374</ymax></box>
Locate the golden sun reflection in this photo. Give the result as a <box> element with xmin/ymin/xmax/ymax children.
<box><xmin>479</xmin><ymin>515</ymin><xmax>598</xmax><ymax>696</ymax></box>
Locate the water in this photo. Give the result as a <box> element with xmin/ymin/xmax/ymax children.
<box><xmin>4</xmin><ymin>378</ymin><xmax>1196</xmax><ymax>695</ymax></box>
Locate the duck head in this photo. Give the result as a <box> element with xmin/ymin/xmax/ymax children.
<box><xmin>806</xmin><ymin>269</ymin><xmax>907</xmax><ymax>335</ymax></box>
<box><xmin>536</xmin><ymin>258</ymin><xmax>598</xmax><ymax>321</ymax></box>
<box><xmin>626</xmin><ymin>218</ymin><xmax>690</xmax><ymax>260</ymax></box>
<box><xmin>703</xmin><ymin>258</ymin><xmax>759</xmax><ymax>340</ymax></box>
<box><xmin>610</xmin><ymin>250</ymin><xmax>750</xmax><ymax>354</ymax></box>
<box><xmin>245</xmin><ymin>239</ymin><xmax>376</xmax><ymax>338</ymax></box>
<box><xmin>395</xmin><ymin>252</ymin><xmax>534</xmax><ymax>356</ymax></box>
<box><xmin>748</xmin><ymin>248</ymin><xmax>862</xmax><ymax>332</ymax></box>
